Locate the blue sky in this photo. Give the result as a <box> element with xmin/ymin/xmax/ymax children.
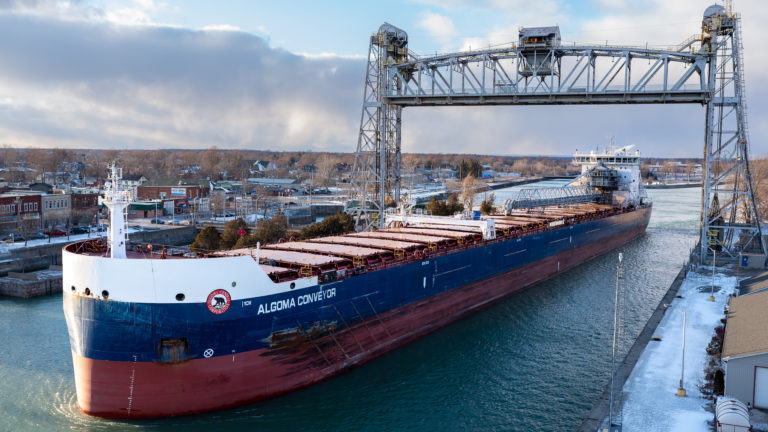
<box><xmin>0</xmin><ymin>0</ymin><xmax>766</xmax><ymax>157</ymax></box>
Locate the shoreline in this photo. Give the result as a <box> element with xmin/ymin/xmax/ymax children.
<box><xmin>645</xmin><ymin>182</ymin><xmax>701</xmax><ymax>189</ymax></box>
<box><xmin>577</xmin><ymin>258</ymin><xmax>691</xmax><ymax>431</ymax></box>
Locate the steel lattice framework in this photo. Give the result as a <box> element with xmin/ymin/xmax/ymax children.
<box><xmin>502</xmin><ymin>185</ymin><xmax>600</xmax><ymax>211</ymax></box>
<box><xmin>699</xmin><ymin>10</ymin><xmax>763</xmax><ymax>259</ymax></box>
<box><xmin>349</xmin><ymin>6</ymin><xmax>764</xmax><ymax>262</ymax></box>
<box><xmin>348</xmin><ymin>24</ymin><xmax>409</xmax><ymax>230</ymax></box>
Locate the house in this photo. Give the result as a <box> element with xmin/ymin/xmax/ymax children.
<box><xmin>39</xmin><ymin>171</ymin><xmax>71</xmax><ymax>185</ymax></box>
<box><xmin>82</xmin><ymin>177</ymin><xmax>99</xmax><ymax>188</ymax></box>
<box><xmin>29</xmin><ymin>183</ymin><xmax>54</xmax><ymax>194</ymax></box>
<box><xmin>179</xmin><ymin>164</ymin><xmax>200</xmax><ymax>176</ymax></box>
<box><xmin>250</xmin><ymin>160</ymin><xmax>277</xmax><ymax>174</ymax></box>
<box><xmin>722</xmin><ymin>289</ymin><xmax>768</xmax><ymax>408</ymax></box>
<box><xmin>60</xmin><ymin>161</ymin><xmax>86</xmax><ymax>179</ymax></box>
<box><xmin>123</xmin><ymin>174</ymin><xmax>148</xmax><ymax>187</ymax></box>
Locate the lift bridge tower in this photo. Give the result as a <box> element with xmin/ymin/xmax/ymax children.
<box><xmin>348</xmin><ymin>23</ymin><xmax>410</xmax><ymax>230</ymax></box>
<box><xmin>699</xmin><ymin>4</ymin><xmax>763</xmax><ymax>261</ymax></box>
<box><xmin>349</xmin><ymin>4</ymin><xmax>765</xmax><ymax>262</ymax></box>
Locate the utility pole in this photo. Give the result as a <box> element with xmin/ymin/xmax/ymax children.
<box><xmin>609</xmin><ymin>252</ymin><xmax>624</xmax><ymax>432</ymax></box>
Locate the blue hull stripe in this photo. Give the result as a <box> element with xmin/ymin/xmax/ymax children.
<box><xmin>65</xmin><ymin>207</ymin><xmax>651</xmax><ymax>363</ymax></box>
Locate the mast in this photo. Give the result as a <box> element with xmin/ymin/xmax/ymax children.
<box><xmin>103</xmin><ymin>163</ymin><xmax>131</xmax><ymax>259</ymax></box>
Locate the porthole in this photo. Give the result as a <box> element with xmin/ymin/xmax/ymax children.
<box><xmin>101</xmin><ymin>290</ymin><xmax>109</xmax><ymax>299</ymax></box>
<box><xmin>290</xmin><ymin>282</ymin><xmax>296</xmax><ymax>289</ymax></box>
<box><xmin>231</xmin><ymin>281</ymin><xmax>236</xmax><ymax>287</ymax></box>
<box><xmin>70</xmin><ymin>285</ymin><xmax>76</xmax><ymax>292</ymax></box>
<box><xmin>175</xmin><ymin>293</ymin><xmax>185</xmax><ymax>301</ymax></box>
<box><xmin>84</xmin><ymin>287</ymin><xmax>91</xmax><ymax>296</ymax></box>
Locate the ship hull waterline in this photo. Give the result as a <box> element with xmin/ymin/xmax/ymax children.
<box><xmin>67</xmin><ymin>207</ymin><xmax>650</xmax><ymax>418</ymax></box>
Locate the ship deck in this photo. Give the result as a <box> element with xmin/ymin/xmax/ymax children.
<box><xmin>65</xmin><ymin>202</ymin><xmax>636</xmax><ymax>283</ymax></box>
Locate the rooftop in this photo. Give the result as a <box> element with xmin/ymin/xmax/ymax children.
<box><xmin>722</xmin><ymin>289</ymin><xmax>768</xmax><ymax>359</ymax></box>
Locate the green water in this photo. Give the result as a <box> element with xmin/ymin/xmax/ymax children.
<box><xmin>0</xmin><ymin>187</ymin><xmax>700</xmax><ymax>432</ymax></box>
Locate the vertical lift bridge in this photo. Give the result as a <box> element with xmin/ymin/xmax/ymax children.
<box><xmin>348</xmin><ymin>4</ymin><xmax>764</xmax><ymax>262</ymax></box>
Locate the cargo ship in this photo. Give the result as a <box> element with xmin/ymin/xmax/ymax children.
<box><xmin>63</xmin><ymin>145</ymin><xmax>651</xmax><ymax>418</ymax></box>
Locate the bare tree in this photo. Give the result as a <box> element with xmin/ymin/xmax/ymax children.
<box><xmin>316</xmin><ymin>155</ymin><xmax>336</xmax><ymax>187</ymax></box>
<box><xmin>402</xmin><ymin>156</ymin><xmax>419</xmax><ymax>191</ymax></box>
<box><xmin>461</xmin><ymin>175</ymin><xmax>478</xmax><ymax>210</ymax></box>
<box><xmin>751</xmin><ymin>156</ymin><xmax>768</xmax><ymax>222</ymax></box>
<box><xmin>200</xmin><ymin>146</ymin><xmax>222</xmax><ymax>179</ymax></box>
<box><xmin>662</xmin><ymin>161</ymin><xmax>678</xmax><ymax>182</ymax></box>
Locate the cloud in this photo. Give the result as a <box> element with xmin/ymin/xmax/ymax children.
<box><xmin>417</xmin><ymin>11</ymin><xmax>457</xmax><ymax>47</ymax></box>
<box><xmin>412</xmin><ymin>0</ymin><xmax>538</xmax><ymax>11</ymax></box>
<box><xmin>201</xmin><ymin>24</ymin><xmax>242</xmax><ymax>32</ymax></box>
<box><xmin>0</xmin><ymin>1</ymin><xmax>766</xmax><ymax>158</ymax></box>
<box><xmin>0</xmin><ymin>12</ymin><xmax>364</xmax><ymax>151</ymax></box>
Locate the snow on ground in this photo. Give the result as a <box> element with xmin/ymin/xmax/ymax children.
<box><xmin>0</xmin><ymin>227</ymin><xmax>147</xmax><ymax>254</ymax></box>
<box><xmin>621</xmin><ymin>270</ymin><xmax>739</xmax><ymax>432</ymax></box>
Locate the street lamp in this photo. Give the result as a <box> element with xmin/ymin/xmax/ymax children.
<box><xmin>709</xmin><ymin>248</ymin><xmax>716</xmax><ymax>302</ymax></box>
<box><xmin>676</xmin><ymin>311</ymin><xmax>687</xmax><ymax>397</ymax></box>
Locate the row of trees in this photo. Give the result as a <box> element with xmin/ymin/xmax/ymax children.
<box><xmin>4</xmin><ymin>146</ymin><xmax>716</xmax><ymax>193</ymax></box>
<box><xmin>423</xmin><ymin>190</ymin><xmax>496</xmax><ymax>216</ymax></box>
<box><xmin>425</xmin><ymin>194</ymin><xmax>464</xmax><ymax>216</ymax></box>
<box><xmin>4</xmin><ymin>147</ymin><xmax>640</xmax><ymax>183</ymax></box>
<box><xmin>751</xmin><ymin>157</ymin><xmax>768</xmax><ymax>222</ymax></box>
<box><xmin>190</xmin><ymin>212</ymin><xmax>356</xmax><ymax>252</ymax></box>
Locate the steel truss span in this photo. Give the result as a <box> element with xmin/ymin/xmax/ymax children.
<box><xmin>349</xmin><ymin>5</ymin><xmax>764</xmax><ymax>262</ymax></box>
<box><xmin>385</xmin><ymin>45</ymin><xmax>708</xmax><ymax>106</ymax></box>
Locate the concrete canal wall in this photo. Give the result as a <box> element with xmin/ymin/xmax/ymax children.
<box><xmin>0</xmin><ymin>226</ymin><xmax>197</xmax><ymax>298</ymax></box>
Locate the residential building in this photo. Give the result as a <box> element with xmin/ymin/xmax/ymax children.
<box><xmin>249</xmin><ymin>160</ymin><xmax>277</xmax><ymax>175</ymax></box>
<box><xmin>82</xmin><ymin>177</ymin><xmax>99</xmax><ymax>188</ymax></box>
<box><xmin>30</xmin><ymin>182</ymin><xmax>54</xmax><ymax>194</ymax></box>
<box><xmin>123</xmin><ymin>174</ymin><xmax>148</xmax><ymax>188</ymax></box>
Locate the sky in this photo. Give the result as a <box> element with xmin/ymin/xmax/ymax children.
<box><xmin>0</xmin><ymin>0</ymin><xmax>766</xmax><ymax>157</ymax></box>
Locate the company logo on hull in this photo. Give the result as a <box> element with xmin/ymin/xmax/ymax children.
<box><xmin>207</xmin><ymin>289</ymin><xmax>231</xmax><ymax>314</ymax></box>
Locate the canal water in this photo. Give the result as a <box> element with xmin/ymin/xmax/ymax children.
<box><xmin>0</xmin><ymin>187</ymin><xmax>700</xmax><ymax>432</ymax></box>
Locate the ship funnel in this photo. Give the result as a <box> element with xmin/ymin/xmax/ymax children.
<box><xmin>104</xmin><ymin>163</ymin><xmax>132</xmax><ymax>259</ymax></box>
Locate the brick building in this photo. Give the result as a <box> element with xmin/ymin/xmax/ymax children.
<box><xmin>136</xmin><ymin>185</ymin><xmax>208</xmax><ymax>200</ymax></box>
<box><xmin>71</xmin><ymin>192</ymin><xmax>100</xmax><ymax>225</ymax></box>
<box><xmin>0</xmin><ymin>193</ymin><xmax>42</xmax><ymax>236</ymax></box>
<box><xmin>136</xmin><ymin>185</ymin><xmax>209</xmax><ymax>215</ymax></box>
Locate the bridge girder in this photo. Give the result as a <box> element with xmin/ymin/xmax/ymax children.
<box><xmin>385</xmin><ymin>45</ymin><xmax>709</xmax><ymax>106</ymax></box>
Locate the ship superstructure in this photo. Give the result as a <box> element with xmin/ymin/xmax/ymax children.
<box><xmin>572</xmin><ymin>143</ymin><xmax>644</xmax><ymax>207</ymax></box>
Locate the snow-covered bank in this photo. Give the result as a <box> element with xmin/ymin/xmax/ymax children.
<box><xmin>621</xmin><ymin>270</ymin><xmax>739</xmax><ymax>431</ymax></box>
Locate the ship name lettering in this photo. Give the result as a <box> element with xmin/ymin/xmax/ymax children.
<box><xmin>257</xmin><ymin>297</ymin><xmax>296</xmax><ymax>315</ymax></box>
<box><xmin>257</xmin><ymin>288</ymin><xmax>338</xmax><ymax>315</ymax></box>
